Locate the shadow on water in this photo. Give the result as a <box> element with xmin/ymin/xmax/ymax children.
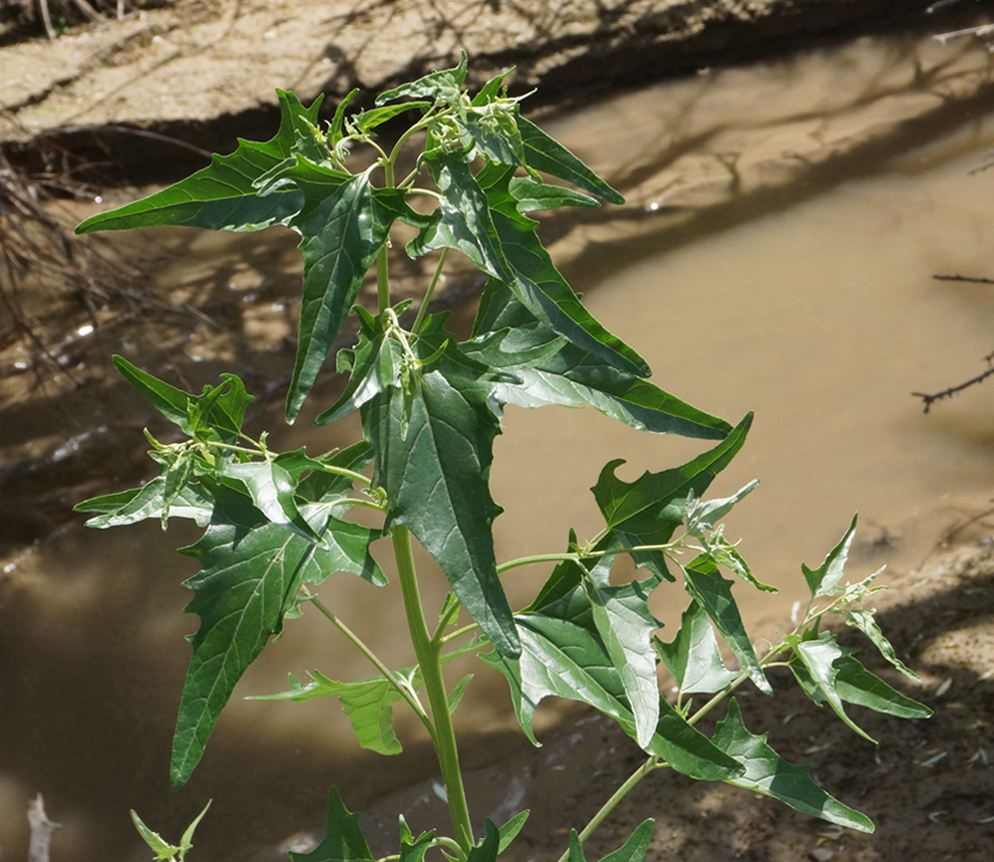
<box><xmin>3</xmin><ymin>21</ymin><xmax>994</xmax><ymax>862</ymax></box>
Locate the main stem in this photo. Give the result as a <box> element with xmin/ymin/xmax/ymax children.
<box><xmin>392</xmin><ymin>525</ymin><xmax>475</xmax><ymax>854</ymax></box>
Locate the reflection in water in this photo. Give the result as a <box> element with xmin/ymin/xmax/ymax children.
<box><xmin>3</xmin><ymin>26</ymin><xmax>994</xmax><ymax>862</ymax></box>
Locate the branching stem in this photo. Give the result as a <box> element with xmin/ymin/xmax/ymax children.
<box><xmin>497</xmin><ymin>541</ymin><xmax>680</xmax><ymax>574</ymax></box>
<box><xmin>304</xmin><ymin>590</ymin><xmax>434</xmax><ymax>738</ymax></box>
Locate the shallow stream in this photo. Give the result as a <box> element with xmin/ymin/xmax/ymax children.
<box><xmin>3</xmin><ymin>24</ymin><xmax>994</xmax><ymax>862</ymax></box>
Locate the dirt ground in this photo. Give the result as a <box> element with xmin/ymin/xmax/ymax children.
<box><xmin>3</xmin><ymin>2</ymin><xmax>994</xmax><ymax>862</ymax></box>
<box><xmin>0</xmin><ymin>0</ymin><xmax>960</xmax><ymax>178</ymax></box>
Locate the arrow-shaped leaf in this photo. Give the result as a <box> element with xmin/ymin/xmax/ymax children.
<box><xmin>844</xmin><ymin>608</ymin><xmax>920</xmax><ymax>681</ymax></box>
<box><xmin>590</xmin><ymin>414</ymin><xmax>752</xmax><ymax>580</ymax></box>
<box><xmin>290</xmin><ymin>788</ymin><xmax>375</xmax><ymax>862</ymax></box>
<box><xmin>517</xmin><ymin>116</ymin><xmax>625</xmax><ymax>205</ymax></box>
<box><xmin>580</xmin><ymin>558</ymin><xmax>662</xmax><ymax>749</ymax></box>
<box><xmin>250</xmin><ymin>638</ymin><xmax>483</xmax><ymax>756</ymax></box>
<box><xmin>802</xmin><ymin>515</ymin><xmax>858</xmax><ymax>599</ymax></box>
<box><xmin>360</xmin><ymin>322</ymin><xmax>519</xmax><ymax>657</ymax></box>
<box><xmin>566</xmin><ymin>819</ymin><xmax>655</xmax><ymax>862</ymax></box>
<box><xmin>787</xmin><ymin>630</ymin><xmax>931</xmax><ymax>742</ymax></box>
<box><xmin>76</xmin><ymin>474</ymin><xmax>214</xmax><ymax>528</ymax></box>
<box><xmin>466</xmin><ymin>281</ymin><xmax>730</xmax><ymax>440</ymax></box>
<box><xmin>76</xmin><ymin>90</ymin><xmax>321</xmax><ymax>234</ymax></box>
<box><xmin>713</xmin><ymin>698</ymin><xmax>874</xmax><ymax>832</ymax></box>
<box><xmin>285</xmin><ymin>177</ymin><xmax>414</xmax><ymax>422</ymax></box>
<box><xmin>170</xmin><ymin>488</ymin><xmax>383</xmax><ymax>786</ymax></box>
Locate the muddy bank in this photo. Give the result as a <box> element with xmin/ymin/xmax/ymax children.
<box><xmin>0</xmin><ymin>0</ymin><xmax>969</xmax><ymax>180</ymax></box>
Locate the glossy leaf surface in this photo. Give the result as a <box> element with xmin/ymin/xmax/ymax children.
<box><xmin>76</xmin><ymin>90</ymin><xmax>322</xmax><ymax>234</ymax></box>
<box><xmin>170</xmin><ymin>488</ymin><xmax>383</xmax><ymax>786</ymax></box>
<box><xmin>591</xmin><ymin>415</ymin><xmax>752</xmax><ymax>580</ymax></box>
<box><xmin>481</xmin><ymin>587</ymin><xmax>743</xmax><ymax>781</ymax></box>
<box><xmin>713</xmin><ymin>699</ymin><xmax>874</xmax><ymax>832</ymax></box>
<box><xmin>360</xmin><ymin>320</ymin><xmax>519</xmax><ymax>657</ymax></box>
<box><xmin>656</xmin><ymin>600</ymin><xmax>739</xmax><ymax>695</ymax></box>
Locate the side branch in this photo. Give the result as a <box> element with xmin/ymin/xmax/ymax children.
<box><xmin>933</xmin><ymin>273</ymin><xmax>994</xmax><ymax>285</ymax></box>
<box><xmin>912</xmin><ymin>363</ymin><xmax>994</xmax><ymax>413</ymax></box>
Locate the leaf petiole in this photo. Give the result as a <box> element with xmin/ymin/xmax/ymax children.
<box><xmin>304</xmin><ymin>589</ymin><xmax>435</xmax><ymax>739</ymax></box>
<box><xmin>496</xmin><ymin>541</ymin><xmax>681</xmax><ymax>574</ymax></box>
<box><xmin>411</xmin><ymin>247</ymin><xmax>449</xmax><ymax>336</ymax></box>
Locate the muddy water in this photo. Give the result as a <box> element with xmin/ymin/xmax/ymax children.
<box><xmin>4</xmin><ymin>26</ymin><xmax>994</xmax><ymax>862</ymax></box>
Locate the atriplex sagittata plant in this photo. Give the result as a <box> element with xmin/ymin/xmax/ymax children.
<box><xmin>75</xmin><ymin>54</ymin><xmax>930</xmax><ymax>862</ymax></box>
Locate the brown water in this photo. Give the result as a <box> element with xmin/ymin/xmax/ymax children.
<box><xmin>3</xmin><ymin>26</ymin><xmax>994</xmax><ymax>862</ymax></box>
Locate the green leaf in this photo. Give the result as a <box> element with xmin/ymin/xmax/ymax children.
<box><xmin>130</xmin><ymin>810</ymin><xmax>183</xmax><ymax>861</ymax></box>
<box><xmin>76</xmin><ymin>90</ymin><xmax>321</xmax><ymax>234</ymax></box>
<box><xmin>412</xmin><ymin>159</ymin><xmax>647</xmax><ymax>379</ymax></box>
<box><xmin>487</xmin><ymin>203</ymin><xmax>649</xmax><ymax>378</ymax></box>
<box><xmin>129</xmin><ymin>800</ymin><xmax>211</xmax><ymax>862</ymax></box>
<box><xmin>398</xmin><ymin>822</ymin><xmax>435</xmax><ymax>862</ymax></box>
<box><xmin>291</xmin><ymin>788</ymin><xmax>374</xmax><ymax>862</ymax></box>
<box><xmin>507</xmin><ymin>176</ymin><xmax>599</xmax><ymax>212</ymax></box>
<box><xmin>466</xmin><ymin>282</ymin><xmax>730</xmax><ymax>440</ymax></box>
<box><xmin>110</xmin><ymin>356</ymin><xmax>253</xmax><ymax>443</ymax></box>
<box><xmin>566</xmin><ymin>819</ymin><xmax>655</xmax><ymax>862</ymax></box>
<box><xmin>590</xmin><ymin>414</ymin><xmax>752</xmax><ymax>580</ymax></box>
<box><xmin>656</xmin><ymin>600</ymin><xmax>739</xmax><ymax>695</ymax></box>
<box><xmin>832</xmin><ymin>655</ymin><xmax>932</xmax><ymax>720</ymax></box>
<box><xmin>360</xmin><ymin>322</ymin><xmax>519</xmax><ymax>657</ymax></box>
<box><xmin>217</xmin><ymin>459</ymin><xmax>324</xmax><ymax>544</ymax></box>
<box><xmin>76</xmin><ymin>474</ymin><xmax>214</xmax><ymax>528</ymax></box>
<box><xmin>681</xmin><ymin>554</ymin><xmax>771</xmax><ymax>695</ymax></box>
<box><xmin>353</xmin><ymin>101</ymin><xmax>431</xmax><ymax>134</ymax></box>
<box><xmin>466</xmin><ymin>102</ymin><xmax>526</xmax><ymax>166</ymax></box>
<box><xmin>177</xmin><ymin>801</ymin><xmax>212</xmax><ymax>857</ymax></box>
<box><xmin>466</xmin><ymin>820</ymin><xmax>501</xmax><ymax>862</ymax></box>
<box><xmin>256</xmin><ymin>667</ymin><xmax>412</xmax><ymax>756</ymax></box>
<box><xmin>407</xmin><ymin>152</ymin><xmax>513</xmax><ymax>279</ymax></box>
<box><xmin>170</xmin><ymin>488</ymin><xmax>383</xmax><ymax>786</ymax></box>
<box><xmin>517</xmin><ymin>116</ymin><xmax>624</xmax><ymax>204</ymax></box>
<box><xmin>328</xmin><ymin>88</ymin><xmax>359</xmax><ymax>155</ymax></box>
<box><xmin>580</xmin><ymin>557</ymin><xmax>662</xmax><ymax>749</ymax></box>
<box><xmin>315</xmin><ymin>310</ymin><xmax>404</xmax><ymax>425</ymax></box>
<box><xmin>786</xmin><ymin>630</ymin><xmax>889</xmax><ymax>742</ymax></box>
<box><xmin>802</xmin><ymin>515</ymin><xmax>858</xmax><ymax>599</ymax></box>
<box><xmin>497</xmin><ymin>810</ymin><xmax>529</xmax><ymax>853</ymax></box>
<box><xmin>481</xmin><ymin>589</ymin><xmax>742</xmax><ymax>781</ymax></box>
<box><xmin>285</xmin><ymin>177</ymin><xmax>414</xmax><ymax>423</ymax></box>
<box><xmin>713</xmin><ymin>699</ymin><xmax>874</xmax><ymax>832</ymax></box>
<box><xmin>844</xmin><ymin>608</ymin><xmax>920</xmax><ymax>681</ymax></box>
<box><xmin>376</xmin><ymin>51</ymin><xmax>468</xmax><ymax>106</ymax></box>
<box><xmin>296</xmin><ymin>440</ymin><xmax>374</xmax><ymax>503</ymax></box>
<box><xmin>250</xmin><ymin>639</ymin><xmax>483</xmax><ymax>756</ymax></box>
<box><xmin>685</xmin><ymin>480</ymin><xmax>759</xmax><ymax>534</ymax></box>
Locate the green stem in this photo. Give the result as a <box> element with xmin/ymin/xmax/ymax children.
<box><xmin>497</xmin><ymin>541</ymin><xmax>681</xmax><ymax>575</ymax></box>
<box><xmin>392</xmin><ymin>526</ymin><xmax>475</xmax><ymax>853</ymax></box>
<box><xmin>411</xmin><ymin>247</ymin><xmax>449</xmax><ymax>335</ymax></box>
<box><xmin>376</xmin><ymin>157</ymin><xmax>396</xmax><ymax>313</ymax></box>
<box><xmin>305</xmin><ymin>592</ymin><xmax>435</xmax><ymax>739</ymax></box>
<box><xmin>556</xmin><ymin>755</ymin><xmax>664</xmax><ymax>862</ymax></box>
